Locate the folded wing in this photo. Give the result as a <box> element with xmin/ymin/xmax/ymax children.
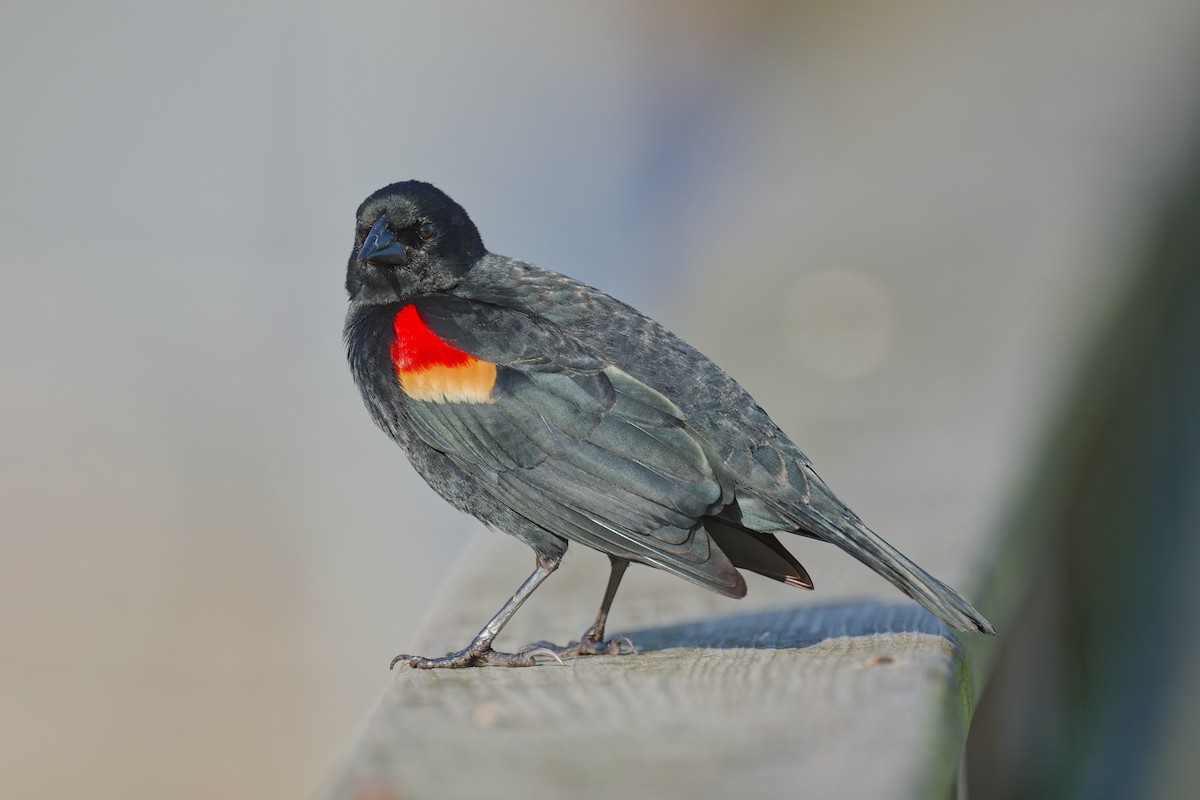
<box><xmin>403</xmin><ymin>296</ymin><xmax>746</xmax><ymax>596</ymax></box>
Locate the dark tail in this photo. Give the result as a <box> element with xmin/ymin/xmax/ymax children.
<box><xmin>822</xmin><ymin>518</ymin><xmax>996</xmax><ymax>635</ymax></box>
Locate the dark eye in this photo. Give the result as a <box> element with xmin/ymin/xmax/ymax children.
<box><xmin>418</xmin><ymin>221</ymin><xmax>435</xmax><ymax>241</ymax></box>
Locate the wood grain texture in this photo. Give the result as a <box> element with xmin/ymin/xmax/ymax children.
<box><xmin>322</xmin><ymin>535</ymin><xmax>976</xmax><ymax>800</ymax></box>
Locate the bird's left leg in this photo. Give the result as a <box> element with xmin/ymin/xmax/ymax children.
<box><xmin>390</xmin><ymin>554</ymin><xmax>565</xmax><ymax>669</ymax></box>
<box><xmin>520</xmin><ymin>555</ymin><xmax>637</xmax><ymax>659</ymax></box>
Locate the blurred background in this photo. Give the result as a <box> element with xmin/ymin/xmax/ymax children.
<box><xmin>2</xmin><ymin>1</ymin><xmax>1199</xmax><ymax>798</ymax></box>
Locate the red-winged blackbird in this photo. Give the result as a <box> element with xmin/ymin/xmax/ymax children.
<box><xmin>344</xmin><ymin>181</ymin><xmax>995</xmax><ymax>669</ymax></box>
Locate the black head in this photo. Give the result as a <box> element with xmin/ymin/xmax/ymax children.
<box><xmin>345</xmin><ymin>181</ymin><xmax>486</xmax><ymax>304</ymax></box>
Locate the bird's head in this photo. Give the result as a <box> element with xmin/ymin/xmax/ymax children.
<box><xmin>346</xmin><ymin>181</ymin><xmax>486</xmax><ymax>304</ymax></box>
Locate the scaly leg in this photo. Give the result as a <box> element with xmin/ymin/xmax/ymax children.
<box><xmin>520</xmin><ymin>556</ymin><xmax>637</xmax><ymax>659</ymax></box>
<box><xmin>390</xmin><ymin>555</ymin><xmax>564</xmax><ymax>669</ymax></box>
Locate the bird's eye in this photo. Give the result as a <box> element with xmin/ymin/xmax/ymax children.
<box><xmin>418</xmin><ymin>221</ymin><xmax>435</xmax><ymax>241</ymax></box>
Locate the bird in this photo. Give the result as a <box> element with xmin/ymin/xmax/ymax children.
<box><xmin>343</xmin><ymin>180</ymin><xmax>996</xmax><ymax>669</ymax></box>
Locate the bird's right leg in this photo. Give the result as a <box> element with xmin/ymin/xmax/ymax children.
<box><xmin>520</xmin><ymin>555</ymin><xmax>637</xmax><ymax>659</ymax></box>
<box><xmin>390</xmin><ymin>554</ymin><xmax>563</xmax><ymax>669</ymax></box>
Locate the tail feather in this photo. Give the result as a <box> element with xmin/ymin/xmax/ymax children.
<box><xmin>824</xmin><ymin>519</ymin><xmax>996</xmax><ymax>635</ymax></box>
<box><xmin>703</xmin><ymin>515</ymin><xmax>815</xmax><ymax>589</ymax></box>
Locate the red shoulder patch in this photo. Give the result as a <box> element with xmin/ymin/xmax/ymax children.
<box><xmin>390</xmin><ymin>304</ymin><xmax>473</xmax><ymax>371</ymax></box>
<box><xmin>391</xmin><ymin>305</ymin><xmax>496</xmax><ymax>404</ymax></box>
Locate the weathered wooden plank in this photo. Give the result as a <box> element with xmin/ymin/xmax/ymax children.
<box><xmin>322</xmin><ymin>536</ymin><xmax>977</xmax><ymax>800</ymax></box>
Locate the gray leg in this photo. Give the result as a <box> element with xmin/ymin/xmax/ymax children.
<box><xmin>580</xmin><ymin>556</ymin><xmax>630</xmax><ymax>644</ymax></box>
<box><xmin>520</xmin><ymin>556</ymin><xmax>637</xmax><ymax>659</ymax></box>
<box><xmin>391</xmin><ymin>555</ymin><xmax>563</xmax><ymax>669</ymax></box>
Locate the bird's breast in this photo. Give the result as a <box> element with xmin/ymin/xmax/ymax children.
<box><xmin>390</xmin><ymin>304</ymin><xmax>496</xmax><ymax>404</ymax></box>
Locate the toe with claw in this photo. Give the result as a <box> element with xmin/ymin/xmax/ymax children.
<box><xmin>518</xmin><ymin>633</ymin><xmax>637</xmax><ymax>661</ymax></box>
<box><xmin>389</xmin><ymin>645</ymin><xmax>565</xmax><ymax>670</ymax></box>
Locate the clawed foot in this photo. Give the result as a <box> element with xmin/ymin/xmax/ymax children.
<box><xmin>518</xmin><ymin>634</ymin><xmax>637</xmax><ymax>660</ymax></box>
<box><xmin>390</xmin><ymin>645</ymin><xmax>564</xmax><ymax>670</ymax></box>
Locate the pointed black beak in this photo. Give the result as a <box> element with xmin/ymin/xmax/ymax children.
<box><xmin>358</xmin><ymin>216</ymin><xmax>410</xmax><ymax>267</ymax></box>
